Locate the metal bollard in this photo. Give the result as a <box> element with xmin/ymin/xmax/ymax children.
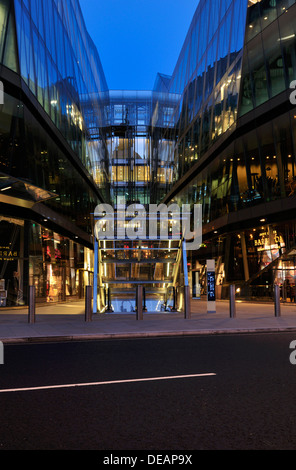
<box><xmin>0</xmin><ymin>340</ymin><xmax>3</xmax><ymax>365</ymax></box>
<box><xmin>229</xmin><ymin>284</ymin><xmax>236</xmax><ymax>318</ymax></box>
<box><xmin>28</xmin><ymin>285</ymin><xmax>36</xmax><ymax>324</ymax></box>
<box><xmin>143</xmin><ymin>287</ymin><xmax>147</xmax><ymax>312</ymax></box>
<box><xmin>85</xmin><ymin>286</ymin><xmax>92</xmax><ymax>322</ymax></box>
<box><xmin>136</xmin><ymin>285</ymin><xmax>143</xmax><ymax>320</ymax></box>
<box><xmin>106</xmin><ymin>287</ymin><xmax>113</xmax><ymax>313</ymax></box>
<box><xmin>184</xmin><ymin>285</ymin><xmax>191</xmax><ymax>319</ymax></box>
<box><xmin>274</xmin><ymin>284</ymin><xmax>281</xmax><ymax>317</ymax></box>
<box><xmin>171</xmin><ymin>287</ymin><xmax>177</xmax><ymax>312</ymax></box>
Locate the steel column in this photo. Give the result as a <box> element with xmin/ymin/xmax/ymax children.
<box><xmin>136</xmin><ymin>285</ymin><xmax>143</xmax><ymax>320</ymax></box>
<box><xmin>28</xmin><ymin>286</ymin><xmax>35</xmax><ymax>324</ymax></box>
<box><xmin>274</xmin><ymin>284</ymin><xmax>281</xmax><ymax>317</ymax></box>
<box><xmin>85</xmin><ymin>285</ymin><xmax>92</xmax><ymax>322</ymax></box>
<box><xmin>229</xmin><ymin>284</ymin><xmax>236</xmax><ymax>318</ymax></box>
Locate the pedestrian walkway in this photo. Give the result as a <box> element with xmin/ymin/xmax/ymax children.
<box><xmin>1</xmin><ymin>298</ymin><xmax>296</xmax><ymax>343</ymax></box>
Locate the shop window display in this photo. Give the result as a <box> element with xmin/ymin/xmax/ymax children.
<box><xmin>29</xmin><ymin>224</ymin><xmax>85</xmax><ymax>303</ymax></box>
<box><xmin>0</xmin><ymin>217</ymin><xmax>25</xmax><ymax>306</ymax></box>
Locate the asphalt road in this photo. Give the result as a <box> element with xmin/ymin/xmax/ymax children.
<box><xmin>0</xmin><ymin>332</ymin><xmax>296</xmax><ymax>452</ymax></box>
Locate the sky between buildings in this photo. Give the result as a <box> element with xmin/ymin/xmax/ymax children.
<box><xmin>79</xmin><ymin>0</ymin><xmax>199</xmax><ymax>90</ymax></box>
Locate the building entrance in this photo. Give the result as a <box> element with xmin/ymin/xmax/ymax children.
<box><xmin>93</xmin><ymin>237</ymin><xmax>188</xmax><ymax>314</ymax></box>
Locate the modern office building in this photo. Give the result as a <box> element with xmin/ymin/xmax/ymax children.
<box><xmin>93</xmin><ymin>88</ymin><xmax>183</xmax><ymax>313</ymax></box>
<box><xmin>154</xmin><ymin>0</ymin><xmax>296</xmax><ymax>301</ymax></box>
<box><xmin>0</xmin><ymin>0</ymin><xmax>108</xmax><ymax>306</ymax></box>
<box><xmin>2</xmin><ymin>0</ymin><xmax>296</xmax><ymax>310</ymax></box>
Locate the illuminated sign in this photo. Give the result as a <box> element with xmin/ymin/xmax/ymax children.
<box><xmin>0</xmin><ymin>246</ymin><xmax>18</xmax><ymax>261</ymax></box>
<box><xmin>254</xmin><ymin>230</ymin><xmax>284</xmax><ymax>252</ymax></box>
<box><xmin>207</xmin><ymin>271</ymin><xmax>216</xmax><ymax>302</ymax></box>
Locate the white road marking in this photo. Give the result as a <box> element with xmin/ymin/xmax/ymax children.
<box><xmin>0</xmin><ymin>373</ymin><xmax>216</xmax><ymax>393</ymax></box>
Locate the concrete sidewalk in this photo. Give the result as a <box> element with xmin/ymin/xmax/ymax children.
<box><xmin>1</xmin><ymin>299</ymin><xmax>296</xmax><ymax>343</ymax></box>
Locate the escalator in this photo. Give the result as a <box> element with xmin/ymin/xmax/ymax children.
<box><xmin>94</xmin><ymin>237</ymin><xmax>185</xmax><ymax>314</ymax></box>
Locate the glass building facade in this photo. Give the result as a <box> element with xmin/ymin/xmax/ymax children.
<box><xmin>97</xmin><ymin>88</ymin><xmax>180</xmax><ymax>207</ymax></box>
<box><xmin>2</xmin><ymin>0</ymin><xmax>296</xmax><ymax>309</ymax></box>
<box><xmin>102</xmin><ymin>90</ymin><xmax>153</xmax><ymax>206</ymax></box>
<box><xmin>155</xmin><ymin>0</ymin><xmax>296</xmax><ymax>302</ymax></box>
<box><xmin>153</xmin><ymin>0</ymin><xmax>248</xmax><ymax>200</ymax></box>
<box><xmin>0</xmin><ymin>0</ymin><xmax>107</xmax><ymax>305</ymax></box>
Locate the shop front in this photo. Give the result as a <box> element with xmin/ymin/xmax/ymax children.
<box><xmin>29</xmin><ymin>224</ymin><xmax>93</xmax><ymax>304</ymax></box>
<box><xmin>192</xmin><ymin>220</ymin><xmax>296</xmax><ymax>303</ymax></box>
<box><xmin>0</xmin><ymin>216</ymin><xmax>93</xmax><ymax>308</ymax></box>
<box><xmin>0</xmin><ymin>216</ymin><xmax>26</xmax><ymax>307</ymax></box>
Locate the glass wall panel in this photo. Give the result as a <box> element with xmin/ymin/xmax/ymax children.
<box><xmin>247</xmin><ymin>34</ymin><xmax>269</xmax><ymax>107</ymax></box>
<box><xmin>240</xmin><ymin>1</ymin><xmax>296</xmax><ymax>116</ymax></box>
<box><xmin>262</xmin><ymin>21</ymin><xmax>285</xmax><ymax>98</ymax></box>
<box><xmin>13</xmin><ymin>0</ymin><xmax>109</xmax><ymax>191</ymax></box>
<box><xmin>0</xmin><ymin>92</ymin><xmax>99</xmax><ymax>233</ymax></box>
<box><xmin>278</xmin><ymin>8</ymin><xmax>296</xmax><ymax>86</ymax></box>
<box><xmin>153</xmin><ymin>0</ymin><xmax>249</xmax><ymax>190</ymax></box>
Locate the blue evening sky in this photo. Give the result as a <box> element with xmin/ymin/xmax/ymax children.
<box><xmin>79</xmin><ymin>0</ymin><xmax>199</xmax><ymax>91</ymax></box>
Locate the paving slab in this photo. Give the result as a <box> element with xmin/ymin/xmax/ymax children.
<box><xmin>0</xmin><ymin>299</ymin><xmax>296</xmax><ymax>343</ymax></box>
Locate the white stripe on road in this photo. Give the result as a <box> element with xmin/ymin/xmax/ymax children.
<box><xmin>0</xmin><ymin>373</ymin><xmax>216</xmax><ymax>393</ymax></box>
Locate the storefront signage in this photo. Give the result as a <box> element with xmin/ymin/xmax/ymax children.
<box><xmin>207</xmin><ymin>259</ymin><xmax>216</xmax><ymax>313</ymax></box>
<box><xmin>254</xmin><ymin>230</ymin><xmax>284</xmax><ymax>252</ymax></box>
<box><xmin>207</xmin><ymin>271</ymin><xmax>216</xmax><ymax>302</ymax></box>
<box><xmin>0</xmin><ymin>246</ymin><xmax>18</xmax><ymax>261</ymax></box>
